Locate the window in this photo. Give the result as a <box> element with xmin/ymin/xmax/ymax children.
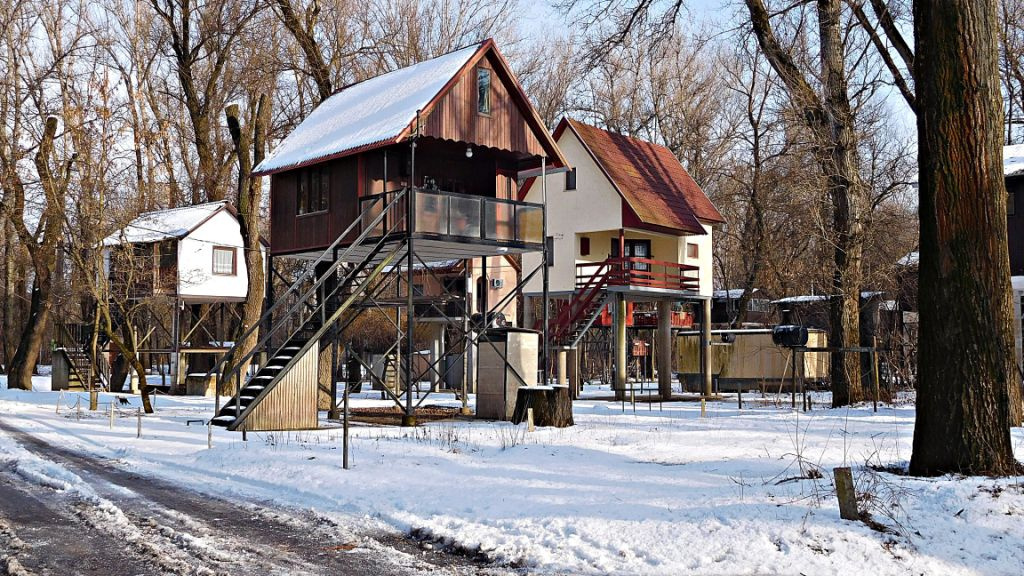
<box><xmin>212</xmin><ymin>246</ymin><xmax>236</xmax><ymax>276</ymax></box>
<box><xmin>477</xmin><ymin>68</ymin><xmax>491</xmax><ymax>115</ymax></box>
<box><xmin>686</xmin><ymin>243</ymin><xmax>699</xmax><ymax>259</ymax></box>
<box><xmin>1009</xmin><ymin>191</ymin><xmax>1016</xmax><ymax>216</ymax></box>
<box><xmin>579</xmin><ymin>236</ymin><xmax>590</xmax><ymax>256</ymax></box>
<box><xmin>546</xmin><ymin>236</ymin><xmax>555</xmax><ymax>267</ymax></box>
<box><xmin>297</xmin><ymin>166</ymin><xmax>329</xmax><ymax>215</ymax></box>
<box><xmin>565</xmin><ymin>167</ymin><xmax>577</xmax><ymax>190</ymax></box>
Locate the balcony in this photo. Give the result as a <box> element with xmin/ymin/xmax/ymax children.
<box><xmin>576</xmin><ymin>257</ymin><xmax>700</xmax><ymax>294</ymax></box>
<box><xmin>359</xmin><ymin>188</ymin><xmax>545</xmax><ymax>250</ymax></box>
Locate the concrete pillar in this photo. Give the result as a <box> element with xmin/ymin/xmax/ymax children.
<box><xmin>701</xmin><ymin>297</ymin><xmax>713</xmax><ymax>397</ymax></box>
<box><xmin>614</xmin><ymin>293</ymin><xmax>627</xmax><ymax>400</ymax></box>
<box><xmin>657</xmin><ymin>300</ymin><xmax>673</xmax><ymax>400</ymax></box>
<box><xmin>557</xmin><ymin>348</ymin><xmax>567</xmax><ymax>385</ymax></box>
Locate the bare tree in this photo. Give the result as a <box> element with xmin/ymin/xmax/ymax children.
<box><xmin>910</xmin><ymin>0</ymin><xmax>1022</xmax><ymax>476</ymax></box>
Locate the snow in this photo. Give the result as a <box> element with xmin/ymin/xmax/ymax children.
<box><xmin>254</xmin><ymin>43</ymin><xmax>482</xmax><ymax>174</ymax></box>
<box><xmin>1005</xmin><ymin>144</ymin><xmax>1024</xmax><ymax>178</ymax></box>
<box><xmin>712</xmin><ymin>289</ymin><xmax>748</xmax><ymax>299</ymax></box>
<box><xmin>771</xmin><ymin>295</ymin><xmax>828</xmax><ymax>304</ymax></box>
<box><xmin>899</xmin><ymin>251</ymin><xmax>919</xmax><ymax>266</ymax></box>
<box><xmin>0</xmin><ymin>380</ymin><xmax>1022</xmax><ymax>575</ymax></box>
<box><xmin>103</xmin><ymin>201</ymin><xmax>227</xmax><ymax>245</ymax></box>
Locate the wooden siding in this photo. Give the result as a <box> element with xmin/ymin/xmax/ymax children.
<box><xmin>240</xmin><ymin>343</ymin><xmax>319</xmax><ymax>431</ymax></box>
<box><xmin>270</xmin><ymin>155</ymin><xmax>360</xmax><ymax>255</ymax></box>
<box><xmin>424</xmin><ymin>53</ymin><xmax>546</xmax><ymax>158</ymax></box>
<box><xmin>1008</xmin><ymin>175</ymin><xmax>1024</xmax><ymax>275</ymax></box>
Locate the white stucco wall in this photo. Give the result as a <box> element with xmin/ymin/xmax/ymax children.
<box><xmin>177</xmin><ymin>209</ymin><xmax>263</xmax><ymax>302</ymax></box>
<box><xmin>522</xmin><ymin>127</ymin><xmax>716</xmax><ymax>297</ymax></box>
<box><xmin>522</xmin><ymin>128</ymin><xmax>623</xmax><ymax>294</ymax></box>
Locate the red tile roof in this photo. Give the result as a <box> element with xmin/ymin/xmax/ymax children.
<box><xmin>559</xmin><ymin>118</ymin><xmax>724</xmax><ymax>234</ymax></box>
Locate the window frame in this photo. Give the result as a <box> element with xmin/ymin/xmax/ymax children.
<box><xmin>476</xmin><ymin>67</ymin><xmax>492</xmax><ymax>116</ymax></box>
<box><xmin>296</xmin><ymin>166</ymin><xmax>330</xmax><ymax>216</ymax></box>
<box><xmin>212</xmin><ymin>246</ymin><xmax>237</xmax><ymax>276</ymax></box>
<box><xmin>686</xmin><ymin>242</ymin><xmax>699</xmax><ymax>259</ymax></box>
<box><xmin>565</xmin><ymin>167</ymin><xmax>577</xmax><ymax>190</ymax></box>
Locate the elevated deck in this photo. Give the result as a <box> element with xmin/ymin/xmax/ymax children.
<box><xmin>286</xmin><ymin>188</ymin><xmax>545</xmax><ymax>263</ymax></box>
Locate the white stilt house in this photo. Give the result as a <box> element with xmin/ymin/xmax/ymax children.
<box><xmin>522</xmin><ymin>118</ymin><xmax>724</xmax><ymax>398</ymax></box>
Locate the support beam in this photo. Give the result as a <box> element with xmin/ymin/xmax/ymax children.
<box><xmin>658</xmin><ymin>300</ymin><xmax>673</xmax><ymax>400</ymax></box>
<box><xmin>701</xmin><ymin>298</ymin><xmax>713</xmax><ymax>397</ymax></box>
<box><xmin>614</xmin><ymin>293</ymin><xmax>627</xmax><ymax>400</ymax></box>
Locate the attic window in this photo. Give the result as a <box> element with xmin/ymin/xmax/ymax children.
<box><xmin>477</xmin><ymin>68</ymin><xmax>491</xmax><ymax>115</ymax></box>
<box><xmin>212</xmin><ymin>246</ymin><xmax>236</xmax><ymax>276</ymax></box>
<box><xmin>566</xmin><ymin>167</ymin><xmax>577</xmax><ymax>190</ymax></box>
<box><xmin>686</xmin><ymin>243</ymin><xmax>699</xmax><ymax>259</ymax></box>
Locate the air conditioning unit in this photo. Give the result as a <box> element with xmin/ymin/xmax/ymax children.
<box><xmin>490</xmin><ymin>278</ymin><xmax>505</xmax><ymax>289</ymax></box>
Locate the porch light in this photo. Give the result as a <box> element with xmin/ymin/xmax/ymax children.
<box><xmin>466</xmin><ymin>146</ymin><xmax>473</xmax><ymax>158</ymax></box>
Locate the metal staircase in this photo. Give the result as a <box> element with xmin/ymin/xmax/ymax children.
<box><xmin>209</xmin><ymin>189</ymin><xmax>409</xmax><ymax>430</ymax></box>
<box><xmin>54</xmin><ymin>322</ymin><xmax>110</xmax><ymax>390</ymax></box>
<box><xmin>544</xmin><ymin>261</ymin><xmax>613</xmax><ymax>348</ymax></box>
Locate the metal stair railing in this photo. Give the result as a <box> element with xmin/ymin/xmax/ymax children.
<box><xmin>55</xmin><ymin>321</ymin><xmax>110</xmax><ymax>390</ymax></box>
<box><xmin>211</xmin><ymin>189</ymin><xmax>409</xmax><ymax>417</ymax></box>
<box><xmin>550</xmin><ymin>261</ymin><xmax>612</xmax><ymax>344</ymax></box>
<box><xmin>221</xmin><ymin>235</ymin><xmax>406</xmax><ymax>430</ymax></box>
<box><xmin>208</xmin><ymin>188</ymin><xmax>407</xmax><ymax>401</ymax></box>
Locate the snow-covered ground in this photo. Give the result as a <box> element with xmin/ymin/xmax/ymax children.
<box><xmin>1</xmin><ymin>375</ymin><xmax>1022</xmax><ymax>575</ymax></box>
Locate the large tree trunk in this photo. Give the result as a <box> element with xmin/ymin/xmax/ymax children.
<box><xmin>7</xmin><ymin>269</ymin><xmax>52</xmax><ymax>390</ymax></box>
<box><xmin>225</xmin><ymin>96</ymin><xmax>269</xmax><ymax>384</ymax></box>
<box><xmin>910</xmin><ymin>0</ymin><xmax>1021</xmax><ymax>476</ymax></box>
<box><xmin>7</xmin><ymin>117</ymin><xmax>65</xmax><ymax>390</ymax></box>
<box><xmin>745</xmin><ymin>0</ymin><xmax>865</xmax><ymax>406</ymax></box>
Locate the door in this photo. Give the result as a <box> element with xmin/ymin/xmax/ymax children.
<box><xmin>611</xmin><ymin>239</ymin><xmax>651</xmax><ymax>271</ymax></box>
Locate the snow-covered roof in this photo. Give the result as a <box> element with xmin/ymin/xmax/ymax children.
<box><xmin>103</xmin><ymin>202</ymin><xmax>227</xmax><ymax>246</ymax></box>
<box><xmin>713</xmin><ymin>288</ymin><xmax>759</xmax><ymax>299</ymax></box>
<box><xmin>1006</xmin><ymin>144</ymin><xmax>1024</xmax><ymax>178</ymax></box>
<box><xmin>254</xmin><ymin>43</ymin><xmax>483</xmax><ymax>175</ymax></box>
<box><xmin>771</xmin><ymin>295</ymin><xmax>828</xmax><ymax>305</ymax></box>
<box><xmin>898</xmin><ymin>251</ymin><xmax>919</xmax><ymax>266</ymax></box>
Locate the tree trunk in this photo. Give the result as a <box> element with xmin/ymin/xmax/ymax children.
<box><xmin>225</xmin><ymin>96</ymin><xmax>269</xmax><ymax>383</ymax></box>
<box><xmin>745</xmin><ymin>0</ymin><xmax>865</xmax><ymax>406</ymax></box>
<box><xmin>7</xmin><ymin>269</ymin><xmax>52</xmax><ymax>390</ymax></box>
<box><xmin>910</xmin><ymin>0</ymin><xmax>1021</xmax><ymax>475</ymax></box>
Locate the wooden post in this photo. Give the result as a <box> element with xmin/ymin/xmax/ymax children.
<box><xmin>343</xmin><ymin>363</ymin><xmax>350</xmax><ymax>470</ymax></box>
<box><xmin>701</xmin><ymin>297</ymin><xmax>712</xmax><ymax>397</ymax></box>
<box><xmin>657</xmin><ymin>300</ymin><xmax>673</xmax><ymax>401</ymax></box>
<box><xmin>833</xmin><ymin>467</ymin><xmax>859</xmax><ymax>520</ymax></box>
<box><xmin>791</xmin><ymin>349</ymin><xmax>797</xmax><ymax>409</ymax></box>
<box><xmin>527</xmin><ymin>407</ymin><xmax>535</xmax><ymax>432</ymax></box>
<box><xmin>136</xmin><ymin>407</ymin><xmax>142</xmax><ymax>438</ymax></box>
<box><xmin>614</xmin><ymin>293</ymin><xmax>627</xmax><ymax>401</ymax></box>
<box><xmin>872</xmin><ymin>336</ymin><xmax>880</xmax><ymax>412</ymax></box>
<box><xmin>89</xmin><ymin>390</ymin><xmax>98</xmax><ymax>411</ymax></box>
<box><xmin>557</xmin><ymin>348</ymin><xmax>567</xmax><ymax>385</ymax></box>
<box><xmin>109</xmin><ymin>401</ymin><xmax>114</xmax><ymax>429</ymax></box>
<box><xmin>798</xmin><ymin>348</ymin><xmax>807</xmax><ymax>412</ymax></box>
<box><xmin>207</xmin><ymin>421</ymin><xmax>212</xmax><ymax>449</ymax></box>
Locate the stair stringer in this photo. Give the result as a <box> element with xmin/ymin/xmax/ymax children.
<box><xmin>237</xmin><ymin>343</ymin><xmax>320</xmax><ymax>432</ymax></box>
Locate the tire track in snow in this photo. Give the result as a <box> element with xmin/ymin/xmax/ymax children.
<box><xmin>0</xmin><ymin>419</ymin><xmax>499</xmax><ymax>575</ymax></box>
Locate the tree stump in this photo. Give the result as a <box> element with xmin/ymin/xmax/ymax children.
<box><xmin>511</xmin><ymin>385</ymin><xmax>573</xmax><ymax>428</ymax></box>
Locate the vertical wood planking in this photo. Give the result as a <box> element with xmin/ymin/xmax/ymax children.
<box><xmin>241</xmin><ymin>343</ymin><xmax>320</xmax><ymax>431</ymax></box>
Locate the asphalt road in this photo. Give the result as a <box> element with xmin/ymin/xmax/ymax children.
<box><xmin>0</xmin><ymin>419</ymin><xmax>504</xmax><ymax>576</ymax></box>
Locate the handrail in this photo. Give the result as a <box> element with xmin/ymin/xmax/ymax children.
<box><xmin>360</xmin><ymin>186</ymin><xmax>544</xmax><ymax>210</ymax></box>
<box><xmin>208</xmin><ymin>188</ymin><xmax>408</xmax><ymax>392</ymax></box>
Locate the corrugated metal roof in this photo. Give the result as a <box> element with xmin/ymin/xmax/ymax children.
<box><xmin>564</xmin><ymin>119</ymin><xmax>724</xmax><ymax>234</ymax></box>
<box><xmin>253</xmin><ymin>43</ymin><xmax>483</xmax><ymax>175</ymax></box>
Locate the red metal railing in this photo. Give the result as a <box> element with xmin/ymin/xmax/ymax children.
<box><xmin>577</xmin><ymin>257</ymin><xmax>699</xmax><ymax>292</ymax></box>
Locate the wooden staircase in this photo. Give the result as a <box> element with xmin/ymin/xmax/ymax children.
<box><xmin>209</xmin><ymin>190</ymin><xmax>409</xmax><ymax>431</ymax></box>
<box><xmin>541</xmin><ymin>261</ymin><xmax>613</xmax><ymax>348</ymax></box>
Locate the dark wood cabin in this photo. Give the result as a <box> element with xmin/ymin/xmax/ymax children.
<box><xmin>256</xmin><ymin>39</ymin><xmax>567</xmax><ymax>264</ymax></box>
